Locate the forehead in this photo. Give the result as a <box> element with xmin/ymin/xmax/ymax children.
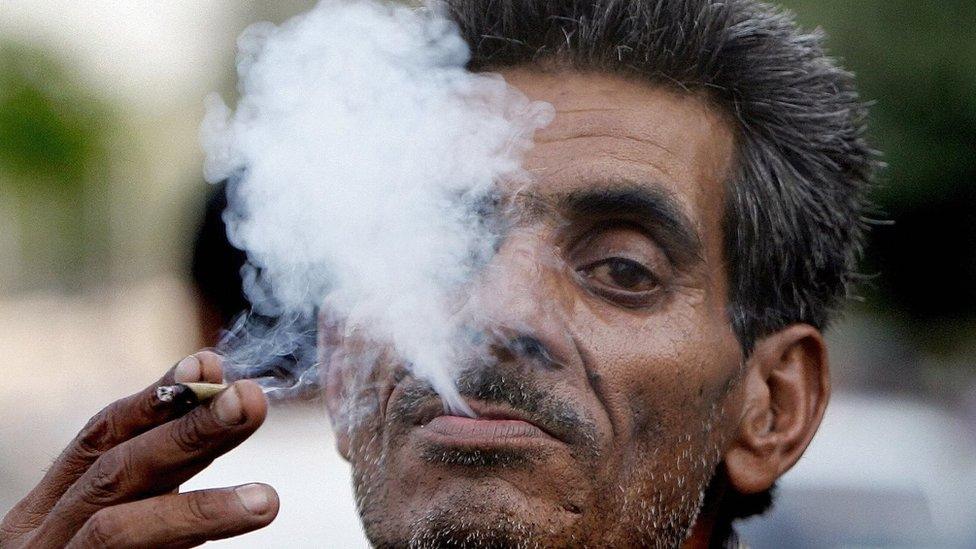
<box><xmin>499</xmin><ymin>68</ymin><xmax>736</xmax><ymax>254</ymax></box>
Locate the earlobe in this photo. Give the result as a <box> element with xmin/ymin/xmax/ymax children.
<box><xmin>724</xmin><ymin>324</ymin><xmax>830</xmax><ymax>494</ymax></box>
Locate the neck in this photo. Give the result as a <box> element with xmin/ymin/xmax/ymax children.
<box><xmin>682</xmin><ymin>510</ymin><xmax>734</xmax><ymax>549</ymax></box>
<box><xmin>682</xmin><ymin>473</ymin><xmax>734</xmax><ymax>549</ymax></box>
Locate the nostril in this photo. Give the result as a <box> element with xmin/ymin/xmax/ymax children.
<box><xmin>509</xmin><ymin>336</ymin><xmax>543</xmax><ymax>357</ymax></box>
<box><xmin>507</xmin><ymin>336</ymin><xmax>562</xmax><ymax>369</ymax></box>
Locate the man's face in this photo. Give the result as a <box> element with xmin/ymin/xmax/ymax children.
<box><xmin>327</xmin><ymin>69</ymin><xmax>746</xmax><ymax>547</ymax></box>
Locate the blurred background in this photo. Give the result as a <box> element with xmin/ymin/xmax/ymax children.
<box><xmin>0</xmin><ymin>1</ymin><xmax>973</xmax><ymax>547</ymax></box>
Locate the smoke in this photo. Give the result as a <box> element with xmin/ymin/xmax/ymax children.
<box><xmin>200</xmin><ymin>0</ymin><xmax>553</xmax><ymax>414</ymax></box>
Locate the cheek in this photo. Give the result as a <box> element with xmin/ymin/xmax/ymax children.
<box><xmin>323</xmin><ymin>331</ymin><xmax>408</xmax><ymax>447</ymax></box>
<box><xmin>572</xmin><ymin>293</ymin><xmax>739</xmax><ymax>446</ymax></box>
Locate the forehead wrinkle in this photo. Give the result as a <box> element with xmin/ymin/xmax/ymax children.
<box><xmin>533</xmin><ymin>109</ymin><xmax>679</xmax><ymax>159</ymax></box>
<box><xmin>534</xmin><ymin>129</ymin><xmax>677</xmax><ymax>160</ymax></box>
<box><xmin>525</xmin><ymin>154</ymin><xmax>680</xmax><ymax>194</ymax></box>
<box><xmin>554</xmin><ymin>107</ymin><xmax>619</xmax><ymax>114</ymax></box>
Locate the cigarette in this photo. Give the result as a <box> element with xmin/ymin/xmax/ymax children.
<box><xmin>156</xmin><ymin>382</ymin><xmax>228</xmax><ymax>406</ymax></box>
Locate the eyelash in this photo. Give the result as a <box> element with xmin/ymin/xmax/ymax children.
<box><xmin>563</xmin><ymin>220</ymin><xmax>672</xmax><ymax>309</ymax></box>
<box><xmin>576</xmin><ymin>257</ymin><xmax>663</xmax><ymax>308</ymax></box>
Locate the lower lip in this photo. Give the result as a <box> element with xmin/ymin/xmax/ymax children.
<box><xmin>418</xmin><ymin>415</ymin><xmax>556</xmax><ymax>446</ymax></box>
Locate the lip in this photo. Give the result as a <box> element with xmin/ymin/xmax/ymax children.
<box><xmin>423</xmin><ymin>415</ymin><xmax>550</xmax><ymax>440</ymax></box>
<box><xmin>412</xmin><ymin>399</ymin><xmax>563</xmax><ymax>448</ymax></box>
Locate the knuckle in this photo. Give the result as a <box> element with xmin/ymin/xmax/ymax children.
<box><xmin>0</xmin><ymin>517</ymin><xmax>29</xmax><ymax>543</ymax></box>
<box><xmin>170</xmin><ymin>412</ymin><xmax>213</xmax><ymax>453</ymax></box>
<box><xmin>76</xmin><ymin>412</ymin><xmax>110</xmax><ymax>459</ymax></box>
<box><xmin>82</xmin><ymin>510</ymin><xmax>121</xmax><ymax>547</ymax></box>
<box><xmin>184</xmin><ymin>491</ymin><xmax>222</xmax><ymax>523</ymax></box>
<box><xmin>79</xmin><ymin>452</ymin><xmax>129</xmax><ymax>506</ymax></box>
<box><xmin>1</xmin><ymin>505</ymin><xmax>48</xmax><ymax>538</ymax></box>
<box><xmin>77</xmin><ymin>402</ymin><xmax>125</xmax><ymax>458</ymax></box>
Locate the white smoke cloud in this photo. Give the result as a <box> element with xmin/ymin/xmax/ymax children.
<box><xmin>200</xmin><ymin>0</ymin><xmax>553</xmax><ymax>414</ymax></box>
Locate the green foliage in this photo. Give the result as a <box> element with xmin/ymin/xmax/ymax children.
<box><xmin>0</xmin><ymin>41</ymin><xmax>111</xmax><ymax>191</ymax></box>
<box><xmin>781</xmin><ymin>0</ymin><xmax>976</xmax><ymax>336</ymax></box>
<box><xmin>0</xmin><ymin>40</ymin><xmax>114</xmax><ymax>292</ymax></box>
<box><xmin>781</xmin><ymin>0</ymin><xmax>976</xmax><ymax>206</ymax></box>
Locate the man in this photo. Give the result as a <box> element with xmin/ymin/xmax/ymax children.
<box><xmin>0</xmin><ymin>0</ymin><xmax>873</xmax><ymax>546</ymax></box>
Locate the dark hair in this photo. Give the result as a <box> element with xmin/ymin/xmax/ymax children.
<box><xmin>444</xmin><ymin>0</ymin><xmax>876</xmax><ymax>523</ymax></box>
<box><xmin>191</xmin><ymin>184</ymin><xmax>248</xmax><ymax>329</ymax></box>
<box><xmin>445</xmin><ymin>0</ymin><xmax>876</xmax><ymax>353</ymax></box>
<box><xmin>191</xmin><ymin>184</ymin><xmax>319</xmax><ymax>391</ymax></box>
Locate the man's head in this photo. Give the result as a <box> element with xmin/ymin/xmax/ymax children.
<box><xmin>323</xmin><ymin>1</ymin><xmax>874</xmax><ymax>546</ymax></box>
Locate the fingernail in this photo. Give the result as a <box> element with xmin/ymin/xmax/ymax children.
<box><xmin>174</xmin><ymin>356</ymin><xmax>201</xmax><ymax>383</ymax></box>
<box><xmin>235</xmin><ymin>484</ymin><xmax>271</xmax><ymax>514</ymax></box>
<box><xmin>212</xmin><ymin>384</ymin><xmax>244</xmax><ymax>425</ymax></box>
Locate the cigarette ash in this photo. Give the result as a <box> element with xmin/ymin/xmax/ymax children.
<box><xmin>200</xmin><ymin>0</ymin><xmax>553</xmax><ymax>414</ymax></box>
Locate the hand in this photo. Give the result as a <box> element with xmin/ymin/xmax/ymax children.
<box><xmin>0</xmin><ymin>351</ymin><xmax>279</xmax><ymax>548</ymax></box>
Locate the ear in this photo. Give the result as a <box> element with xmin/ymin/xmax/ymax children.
<box><xmin>723</xmin><ymin>324</ymin><xmax>830</xmax><ymax>494</ymax></box>
<box><xmin>319</xmin><ymin>308</ymin><xmax>352</xmax><ymax>461</ymax></box>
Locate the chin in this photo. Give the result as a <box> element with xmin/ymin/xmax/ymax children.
<box><xmin>361</xmin><ymin>472</ymin><xmax>584</xmax><ymax>549</ymax></box>
<box><xmin>406</xmin><ymin>510</ymin><xmax>544</xmax><ymax>548</ymax></box>
<box><xmin>396</xmin><ymin>484</ymin><xmax>558</xmax><ymax>549</ymax></box>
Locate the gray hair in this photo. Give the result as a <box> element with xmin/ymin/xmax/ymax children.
<box><xmin>445</xmin><ymin>0</ymin><xmax>877</xmax><ymax>352</ymax></box>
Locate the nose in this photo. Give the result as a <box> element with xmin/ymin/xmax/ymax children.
<box><xmin>502</xmin><ymin>335</ymin><xmax>562</xmax><ymax>367</ymax></box>
<box><xmin>463</xmin><ymin>227</ymin><xmax>578</xmax><ymax>372</ymax></box>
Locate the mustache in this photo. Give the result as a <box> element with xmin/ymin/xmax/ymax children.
<box><xmin>389</xmin><ymin>364</ymin><xmax>600</xmax><ymax>451</ymax></box>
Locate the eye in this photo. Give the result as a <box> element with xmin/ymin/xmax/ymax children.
<box><xmin>579</xmin><ymin>257</ymin><xmax>660</xmax><ymax>293</ymax></box>
<box><xmin>568</xmin><ymin>224</ymin><xmax>670</xmax><ymax>308</ymax></box>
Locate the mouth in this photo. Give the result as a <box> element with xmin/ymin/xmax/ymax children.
<box><xmin>412</xmin><ymin>399</ymin><xmax>563</xmax><ymax>449</ymax></box>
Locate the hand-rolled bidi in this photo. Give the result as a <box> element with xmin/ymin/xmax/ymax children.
<box><xmin>155</xmin><ymin>382</ymin><xmax>228</xmax><ymax>407</ymax></box>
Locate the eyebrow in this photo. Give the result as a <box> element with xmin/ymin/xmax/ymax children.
<box><xmin>553</xmin><ymin>182</ymin><xmax>705</xmax><ymax>268</ymax></box>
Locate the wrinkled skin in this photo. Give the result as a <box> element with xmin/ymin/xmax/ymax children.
<box><xmin>0</xmin><ymin>352</ymin><xmax>279</xmax><ymax>548</ymax></box>
<box><xmin>0</xmin><ymin>69</ymin><xmax>826</xmax><ymax>549</ymax></box>
<box><xmin>326</xmin><ymin>70</ymin><xmax>755</xmax><ymax>548</ymax></box>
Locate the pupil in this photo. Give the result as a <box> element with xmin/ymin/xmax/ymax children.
<box><xmin>610</xmin><ymin>260</ymin><xmax>644</xmax><ymax>288</ymax></box>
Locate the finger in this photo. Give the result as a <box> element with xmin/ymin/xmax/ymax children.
<box><xmin>1</xmin><ymin>351</ymin><xmax>225</xmax><ymax>535</ymax></box>
<box><xmin>65</xmin><ymin>484</ymin><xmax>278</xmax><ymax>549</ymax></box>
<box><xmin>33</xmin><ymin>381</ymin><xmax>267</xmax><ymax>546</ymax></box>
